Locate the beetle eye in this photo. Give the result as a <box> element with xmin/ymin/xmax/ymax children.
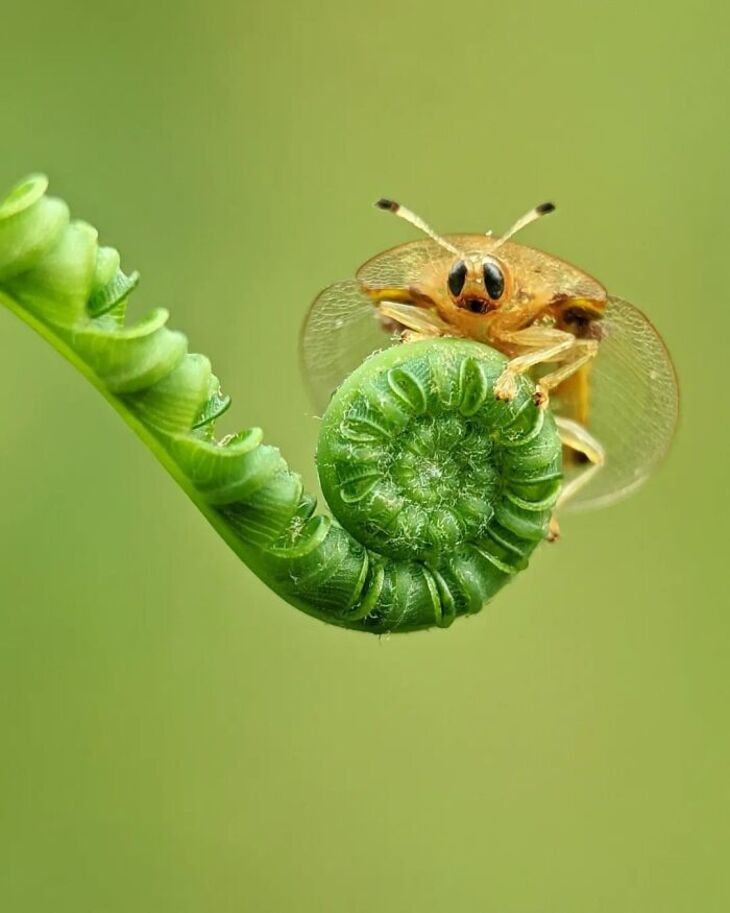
<box><xmin>447</xmin><ymin>260</ymin><xmax>467</xmax><ymax>297</ymax></box>
<box><xmin>483</xmin><ymin>260</ymin><xmax>505</xmax><ymax>300</ymax></box>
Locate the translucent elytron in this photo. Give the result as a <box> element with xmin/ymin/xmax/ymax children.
<box><xmin>550</xmin><ymin>296</ymin><xmax>678</xmax><ymax>510</ymax></box>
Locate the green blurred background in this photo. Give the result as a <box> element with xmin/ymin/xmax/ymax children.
<box><xmin>1</xmin><ymin>1</ymin><xmax>728</xmax><ymax>910</ymax></box>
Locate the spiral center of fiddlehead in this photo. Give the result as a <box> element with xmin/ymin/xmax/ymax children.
<box><xmin>321</xmin><ymin>406</ymin><xmax>501</xmax><ymax>560</ymax></box>
<box><xmin>317</xmin><ymin>340</ymin><xmax>562</xmax><ymax>572</ymax></box>
<box><xmin>392</xmin><ymin>413</ymin><xmax>495</xmax><ymax>488</ymax></box>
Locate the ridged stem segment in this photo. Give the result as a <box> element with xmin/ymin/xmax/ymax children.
<box><xmin>0</xmin><ymin>175</ymin><xmax>562</xmax><ymax>633</ymax></box>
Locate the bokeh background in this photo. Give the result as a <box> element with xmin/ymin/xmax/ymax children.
<box><xmin>1</xmin><ymin>1</ymin><xmax>728</xmax><ymax>911</ymax></box>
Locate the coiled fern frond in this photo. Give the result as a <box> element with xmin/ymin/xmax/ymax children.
<box><xmin>0</xmin><ymin>175</ymin><xmax>562</xmax><ymax>633</ymax></box>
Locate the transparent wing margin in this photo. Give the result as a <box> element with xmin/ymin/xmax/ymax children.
<box><xmin>560</xmin><ymin>295</ymin><xmax>679</xmax><ymax>511</ymax></box>
<box><xmin>299</xmin><ymin>279</ymin><xmax>396</xmax><ymax>414</ymax></box>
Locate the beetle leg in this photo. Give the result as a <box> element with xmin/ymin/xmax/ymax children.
<box><xmin>554</xmin><ymin>415</ymin><xmax>605</xmax><ymax>509</ymax></box>
<box><xmin>537</xmin><ymin>340</ymin><xmax>598</xmax><ymax>398</ymax></box>
<box><xmin>377</xmin><ymin>300</ymin><xmax>455</xmax><ymax>338</ymax></box>
<box><xmin>402</xmin><ymin>330</ymin><xmax>438</xmax><ymax>343</ymax></box>
<box><xmin>493</xmin><ymin>327</ymin><xmax>575</xmax><ymax>404</ymax></box>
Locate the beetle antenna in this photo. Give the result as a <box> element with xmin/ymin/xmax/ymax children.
<box><xmin>375</xmin><ymin>198</ymin><xmax>463</xmax><ymax>257</ymax></box>
<box><xmin>492</xmin><ymin>201</ymin><xmax>556</xmax><ymax>249</ymax></box>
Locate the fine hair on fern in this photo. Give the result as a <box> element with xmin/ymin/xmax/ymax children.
<box><xmin>0</xmin><ymin>175</ymin><xmax>562</xmax><ymax>633</ymax></box>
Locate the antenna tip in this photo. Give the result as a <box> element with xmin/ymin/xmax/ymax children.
<box><xmin>375</xmin><ymin>198</ymin><xmax>399</xmax><ymax>212</ymax></box>
<box><xmin>536</xmin><ymin>201</ymin><xmax>556</xmax><ymax>215</ymax></box>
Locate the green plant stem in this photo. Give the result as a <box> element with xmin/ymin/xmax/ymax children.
<box><xmin>0</xmin><ymin>174</ymin><xmax>562</xmax><ymax>633</ymax></box>
<box><xmin>1</xmin><ymin>289</ymin><xmax>250</xmax><ymax>567</ymax></box>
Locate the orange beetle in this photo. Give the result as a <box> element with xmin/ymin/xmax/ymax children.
<box><xmin>301</xmin><ymin>199</ymin><xmax>678</xmax><ymax>515</ymax></box>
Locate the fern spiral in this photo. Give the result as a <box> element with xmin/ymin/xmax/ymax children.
<box><xmin>0</xmin><ymin>175</ymin><xmax>562</xmax><ymax>633</ymax></box>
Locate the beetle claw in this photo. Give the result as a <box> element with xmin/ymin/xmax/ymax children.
<box><xmin>547</xmin><ymin>515</ymin><xmax>561</xmax><ymax>542</ymax></box>
<box><xmin>494</xmin><ymin>371</ymin><xmax>518</xmax><ymax>402</ymax></box>
<box><xmin>533</xmin><ymin>384</ymin><xmax>549</xmax><ymax>409</ymax></box>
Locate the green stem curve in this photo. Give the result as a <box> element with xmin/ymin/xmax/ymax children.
<box><xmin>0</xmin><ymin>174</ymin><xmax>562</xmax><ymax>633</ymax></box>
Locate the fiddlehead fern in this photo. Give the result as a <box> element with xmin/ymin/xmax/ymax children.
<box><xmin>0</xmin><ymin>175</ymin><xmax>562</xmax><ymax>633</ymax></box>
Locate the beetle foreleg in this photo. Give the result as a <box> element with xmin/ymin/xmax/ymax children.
<box><xmin>493</xmin><ymin>327</ymin><xmax>575</xmax><ymax>404</ymax></box>
<box><xmin>377</xmin><ymin>301</ymin><xmax>455</xmax><ymax>338</ymax></box>
<box><xmin>536</xmin><ymin>339</ymin><xmax>598</xmax><ymax>401</ymax></box>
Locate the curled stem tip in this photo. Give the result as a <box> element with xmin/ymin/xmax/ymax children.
<box><xmin>0</xmin><ymin>175</ymin><xmax>561</xmax><ymax>633</ymax></box>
